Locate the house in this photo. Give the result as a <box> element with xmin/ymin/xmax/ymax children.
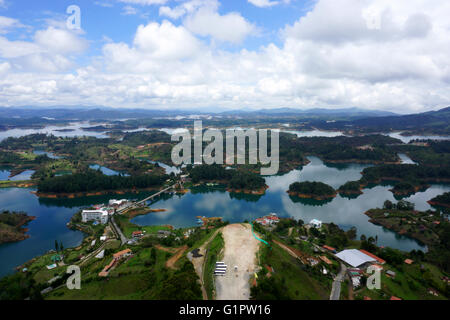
<box><xmin>386</xmin><ymin>270</ymin><xmax>396</xmax><ymax>278</ymax></box>
<box><xmin>113</xmin><ymin>249</ymin><xmax>132</xmax><ymax>261</ymax></box>
<box><xmin>390</xmin><ymin>296</ymin><xmax>402</xmax><ymax>300</ymax></box>
<box><xmin>359</xmin><ymin>249</ymin><xmax>386</xmax><ymax>264</ymax></box>
<box><xmin>323</xmin><ymin>245</ymin><xmax>337</xmax><ymax>253</ymax></box>
<box><xmin>132</xmin><ymin>231</ymin><xmax>144</xmax><ymax>238</ymax></box>
<box><xmin>82</xmin><ymin>209</ymin><xmax>109</xmax><ymax>224</ymax></box>
<box><xmin>157</xmin><ymin>230</ymin><xmax>173</xmax><ymax>238</ymax></box>
<box><xmin>309</xmin><ymin>219</ymin><xmax>322</xmax><ymax>229</ymax></box>
<box><xmin>319</xmin><ymin>256</ymin><xmax>333</xmax><ymax>265</ymax></box>
<box><xmin>404</xmin><ymin>259</ymin><xmax>414</xmax><ymax>265</ymax></box>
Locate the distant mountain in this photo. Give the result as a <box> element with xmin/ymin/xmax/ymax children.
<box><xmin>220</xmin><ymin>107</ymin><xmax>398</xmax><ymax>119</ymax></box>
<box><xmin>336</xmin><ymin>107</ymin><xmax>450</xmax><ymax>134</ymax></box>
<box><xmin>0</xmin><ymin>106</ymin><xmax>397</xmax><ymax>121</ymax></box>
<box><xmin>0</xmin><ymin>107</ymin><xmax>203</xmax><ymax>121</ymax></box>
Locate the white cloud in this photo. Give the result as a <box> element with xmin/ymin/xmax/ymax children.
<box><xmin>34</xmin><ymin>27</ymin><xmax>88</xmax><ymax>54</ymax></box>
<box><xmin>248</xmin><ymin>0</ymin><xmax>279</xmax><ymax>8</ymax></box>
<box><xmin>184</xmin><ymin>7</ymin><xmax>256</xmax><ymax>44</ymax></box>
<box><xmin>0</xmin><ymin>16</ymin><xmax>26</xmax><ymax>34</ymax></box>
<box><xmin>248</xmin><ymin>0</ymin><xmax>291</xmax><ymax>8</ymax></box>
<box><xmin>117</xmin><ymin>0</ymin><xmax>168</xmax><ymax>5</ymax></box>
<box><xmin>0</xmin><ymin>0</ymin><xmax>449</xmax><ymax>113</ymax></box>
<box><xmin>122</xmin><ymin>5</ymin><xmax>138</xmax><ymax>15</ymax></box>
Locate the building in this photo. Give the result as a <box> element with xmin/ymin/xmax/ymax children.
<box><xmin>359</xmin><ymin>249</ymin><xmax>386</xmax><ymax>265</ymax></box>
<box><xmin>323</xmin><ymin>245</ymin><xmax>337</xmax><ymax>253</ymax></box>
<box><xmin>82</xmin><ymin>209</ymin><xmax>109</xmax><ymax>224</ymax></box>
<box><xmin>319</xmin><ymin>256</ymin><xmax>333</xmax><ymax>265</ymax></box>
<box><xmin>335</xmin><ymin>249</ymin><xmax>376</xmax><ymax>268</ymax></box>
<box><xmin>386</xmin><ymin>270</ymin><xmax>396</xmax><ymax>278</ymax></box>
<box><xmin>113</xmin><ymin>249</ymin><xmax>132</xmax><ymax>261</ymax></box>
<box><xmin>309</xmin><ymin>219</ymin><xmax>322</xmax><ymax>229</ymax></box>
<box><xmin>132</xmin><ymin>231</ymin><xmax>144</xmax><ymax>238</ymax></box>
<box><xmin>404</xmin><ymin>259</ymin><xmax>414</xmax><ymax>265</ymax></box>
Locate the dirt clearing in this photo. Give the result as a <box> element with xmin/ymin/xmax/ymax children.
<box><xmin>215</xmin><ymin>224</ymin><xmax>260</xmax><ymax>300</ymax></box>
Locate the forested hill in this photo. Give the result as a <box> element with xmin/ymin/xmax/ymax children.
<box><xmin>342</xmin><ymin>107</ymin><xmax>450</xmax><ymax>134</ymax></box>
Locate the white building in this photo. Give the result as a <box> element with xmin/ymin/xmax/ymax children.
<box><xmin>82</xmin><ymin>209</ymin><xmax>109</xmax><ymax>224</ymax></box>
<box><xmin>335</xmin><ymin>249</ymin><xmax>376</xmax><ymax>268</ymax></box>
<box><xmin>310</xmin><ymin>219</ymin><xmax>322</xmax><ymax>229</ymax></box>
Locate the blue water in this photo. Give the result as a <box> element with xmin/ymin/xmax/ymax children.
<box><xmin>1</xmin><ymin>156</ymin><xmax>449</xmax><ymax>278</ymax></box>
<box><xmin>89</xmin><ymin>164</ymin><xmax>129</xmax><ymax>176</ymax></box>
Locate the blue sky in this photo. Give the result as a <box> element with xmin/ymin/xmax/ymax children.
<box><xmin>2</xmin><ymin>0</ymin><xmax>312</xmax><ymax>54</ymax></box>
<box><xmin>0</xmin><ymin>0</ymin><xmax>449</xmax><ymax>113</ymax></box>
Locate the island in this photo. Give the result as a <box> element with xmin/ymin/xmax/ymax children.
<box><xmin>188</xmin><ymin>164</ymin><xmax>268</xmax><ymax>195</ymax></box>
<box><xmin>0</xmin><ymin>210</ymin><xmax>35</xmax><ymax>244</ymax></box>
<box><xmin>338</xmin><ymin>181</ymin><xmax>364</xmax><ymax>197</ymax></box>
<box><xmin>287</xmin><ymin>181</ymin><xmax>337</xmax><ymax>200</ymax></box>
<box><xmin>428</xmin><ymin>192</ymin><xmax>450</xmax><ymax>209</ymax></box>
<box><xmin>36</xmin><ymin>169</ymin><xmax>168</xmax><ymax>198</ymax></box>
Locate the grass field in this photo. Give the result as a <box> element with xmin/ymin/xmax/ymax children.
<box><xmin>203</xmin><ymin>232</ymin><xmax>224</xmax><ymax>300</ymax></box>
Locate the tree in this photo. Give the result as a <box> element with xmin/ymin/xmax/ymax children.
<box><xmin>360</xmin><ymin>234</ymin><xmax>367</xmax><ymax>242</ymax></box>
<box><xmin>54</xmin><ymin>240</ymin><xmax>59</xmax><ymax>252</ymax></box>
<box><xmin>346</xmin><ymin>227</ymin><xmax>357</xmax><ymax>240</ymax></box>
<box><xmin>59</xmin><ymin>241</ymin><xmax>64</xmax><ymax>252</ymax></box>
<box><xmin>383</xmin><ymin>200</ymin><xmax>393</xmax><ymax>210</ymax></box>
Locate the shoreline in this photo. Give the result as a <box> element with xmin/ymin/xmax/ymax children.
<box><xmin>33</xmin><ymin>186</ymin><xmax>164</xmax><ymax>199</ymax></box>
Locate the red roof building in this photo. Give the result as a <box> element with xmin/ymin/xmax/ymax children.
<box><xmin>323</xmin><ymin>245</ymin><xmax>336</xmax><ymax>252</ymax></box>
<box><xmin>359</xmin><ymin>249</ymin><xmax>386</xmax><ymax>264</ymax></box>
<box><xmin>390</xmin><ymin>296</ymin><xmax>402</xmax><ymax>300</ymax></box>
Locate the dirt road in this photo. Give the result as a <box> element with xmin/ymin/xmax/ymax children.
<box><xmin>215</xmin><ymin>224</ymin><xmax>260</xmax><ymax>300</ymax></box>
<box><xmin>188</xmin><ymin>228</ymin><xmax>223</xmax><ymax>300</ymax></box>
<box><xmin>165</xmin><ymin>245</ymin><xmax>188</xmax><ymax>269</ymax></box>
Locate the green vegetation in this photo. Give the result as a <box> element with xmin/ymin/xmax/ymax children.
<box><xmin>37</xmin><ymin>169</ymin><xmax>167</xmax><ymax>194</ymax></box>
<box><xmin>429</xmin><ymin>192</ymin><xmax>450</xmax><ymax>208</ymax></box>
<box><xmin>0</xmin><ymin>210</ymin><xmax>34</xmax><ymax>244</ymax></box>
<box><xmin>288</xmin><ymin>181</ymin><xmax>336</xmax><ymax>199</ymax></box>
<box><xmin>203</xmin><ymin>232</ymin><xmax>224</xmax><ymax>300</ymax></box>
<box><xmin>338</xmin><ymin>181</ymin><xmax>363</xmax><ymax>196</ymax></box>
<box><xmin>189</xmin><ymin>165</ymin><xmax>266</xmax><ymax>191</ymax></box>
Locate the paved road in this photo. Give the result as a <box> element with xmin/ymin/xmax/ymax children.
<box><xmin>330</xmin><ymin>262</ymin><xmax>347</xmax><ymax>300</ymax></box>
<box><xmin>110</xmin><ymin>216</ymin><xmax>128</xmax><ymax>245</ymax></box>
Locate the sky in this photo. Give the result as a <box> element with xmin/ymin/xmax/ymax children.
<box><xmin>0</xmin><ymin>0</ymin><xmax>449</xmax><ymax>113</ymax></box>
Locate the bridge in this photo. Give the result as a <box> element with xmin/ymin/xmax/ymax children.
<box><xmin>116</xmin><ymin>182</ymin><xmax>181</xmax><ymax>215</ymax></box>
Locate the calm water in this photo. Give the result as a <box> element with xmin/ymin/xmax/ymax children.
<box><xmin>33</xmin><ymin>150</ymin><xmax>62</xmax><ymax>159</ymax></box>
<box><xmin>0</xmin><ymin>122</ymin><xmax>110</xmax><ymax>141</ymax></box>
<box><xmin>386</xmin><ymin>132</ymin><xmax>450</xmax><ymax>144</ymax></box>
<box><xmin>0</xmin><ymin>190</ymin><xmax>153</xmax><ymax>277</ymax></box>
<box><xmin>0</xmin><ymin>168</ymin><xmax>35</xmax><ymax>181</ymax></box>
<box><xmin>89</xmin><ymin>164</ymin><xmax>129</xmax><ymax>176</ymax></box>
<box><xmin>282</xmin><ymin>130</ymin><xmax>345</xmax><ymax>138</ymax></box>
<box><xmin>1</xmin><ymin>156</ymin><xmax>449</xmax><ymax>278</ymax></box>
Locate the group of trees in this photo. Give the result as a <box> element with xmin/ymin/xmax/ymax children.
<box><xmin>430</xmin><ymin>192</ymin><xmax>450</xmax><ymax>206</ymax></box>
<box><xmin>383</xmin><ymin>200</ymin><xmax>415</xmax><ymax>211</ymax></box>
<box><xmin>361</xmin><ymin>164</ymin><xmax>450</xmax><ymax>185</ymax></box>
<box><xmin>37</xmin><ymin>169</ymin><xmax>167</xmax><ymax>193</ymax></box>
<box><xmin>338</xmin><ymin>181</ymin><xmax>362</xmax><ymax>193</ymax></box>
<box><xmin>188</xmin><ymin>164</ymin><xmax>266</xmax><ymax>190</ymax></box>
<box><xmin>288</xmin><ymin>181</ymin><xmax>336</xmax><ymax>197</ymax></box>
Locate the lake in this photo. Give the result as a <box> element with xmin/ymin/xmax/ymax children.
<box><xmin>0</xmin><ymin>122</ymin><xmax>110</xmax><ymax>141</ymax></box>
<box><xmin>386</xmin><ymin>132</ymin><xmax>450</xmax><ymax>144</ymax></box>
<box><xmin>1</xmin><ymin>156</ymin><xmax>448</xmax><ymax>278</ymax></box>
